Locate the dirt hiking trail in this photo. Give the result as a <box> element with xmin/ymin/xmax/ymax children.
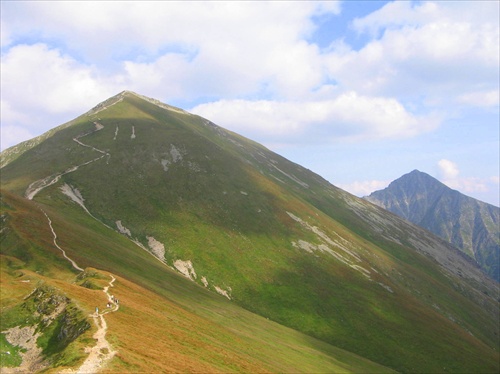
<box><xmin>40</xmin><ymin>204</ymin><xmax>119</xmax><ymax>373</ymax></box>
<box><xmin>19</xmin><ymin>120</ymin><xmax>140</xmax><ymax>372</ymax></box>
<box><xmin>75</xmin><ymin>275</ymin><xmax>119</xmax><ymax>374</ymax></box>
<box><xmin>25</xmin><ymin>121</ymin><xmax>108</xmax><ymax>201</ymax></box>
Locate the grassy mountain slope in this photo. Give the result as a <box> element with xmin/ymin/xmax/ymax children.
<box><xmin>1</xmin><ymin>91</ymin><xmax>499</xmax><ymax>373</ymax></box>
<box><xmin>365</xmin><ymin>169</ymin><xmax>500</xmax><ymax>281</ymax></box>
<box><xmin>0</xmin><ymin>190</ymin><xmax>390</xmax><ymax>373</ymax></box>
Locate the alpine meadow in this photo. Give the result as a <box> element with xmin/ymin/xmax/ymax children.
<box><xmin>1</xmin><ymin>91</ymin><xmax>499</xmax><ymax>373</ymax></box>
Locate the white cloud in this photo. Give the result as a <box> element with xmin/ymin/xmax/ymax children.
<box><xmin>457</xmin><ymin>90</ymin><xmax>500</xmax><ymax>107</ymax></box>
<box><xmin>352</xmin><ymin>1</ymin><xmax>439</xmax><ymax>36</ymax></box>
<box><xmin>337</xmin><ymin>179</ymin><xmax>390</xmax><ymax>197</ymax></box>
<box><xmin>0</xmin><ymin>125</ymin><xmax>33</xmax><ymax>151</ymax></box>
<box><xmin>191</xmin><ymin>92</ymin><xmax>440</xmax><ymax>144</ymax></box>
<box><xmin>1</xmin><ymin>44</ymin><xmax>113</xmax><ymax>114</ymax></box>
<box><xmin>0</xmin><ymin>0</ymin><xmax>496</xmax><ymax>156</ymax></box>
<box><xmin>0</xmin><ymin>44</ymin><xmax>120</xmax><ymax>145</ymax></box>
<box><xmin>458</xmin><ymin>178</ymin><xmax>489</xmax><ymax>194</ymax></box>
<box><xmin>444</xmin><ymin>176</ymin><xmax>489</xmax><ymax>194</ymax></box>
<box><xmin>1</xmin><ymin>2</ymin><xmax>339</xmax><ymax>62</ymax></box>
<box><xmin>438</xmin><ymin>159</ymin><xmax>459</xmax><ymax>180</ymax></box>
<box><xmin>438</xmin><ymin>159</ymin><xmax>491</xmax><ymax>194</ymax></box>
<box><xmin>329</xmin><ymin>1</ymin><xmax>499</xmax><ymax>103</ymax></box>
<box><xmin>353</xmin><ymin>1</ymin><xmax>499</xmax><ymax>35</ymax></box>
<box><xmin>0</xmin><ymin>1</ymin><xmax>344</xmax><ymax>150</ymax></box>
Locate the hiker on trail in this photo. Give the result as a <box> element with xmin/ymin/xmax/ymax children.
<box><xmin>95</xmin><ymin>306</ymin><xmax>99</xmax><ymax>314</ymax></box>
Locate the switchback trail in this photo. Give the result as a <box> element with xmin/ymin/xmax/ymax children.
<box><xmin>25</xmin><ymin>121</ymin><xmax>109</xmax><ymax>200</ymax></box>
<box><xmin>25</xmin><ymin>120</ymin><xmax>171</xmax><ymax>269</ymax></box>
<box><xmin>21</xmin><ymin>119</ymin><xmax>158</xmax><ymax>372</ymax></box>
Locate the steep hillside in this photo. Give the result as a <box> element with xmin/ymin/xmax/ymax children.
<box><xmin>1</xmin><ymin>91</ymin><xmax>499</xmax><ymax>373</ymax></box>
<box><xmin>365</xmin><ymin>169</ymin><xmax>500</xmax><ymax>281</ymax></box>
<box><xmin>1</xmin><ymin>191</ymin><xmax>386</xmax><ymax>373</ymax></box>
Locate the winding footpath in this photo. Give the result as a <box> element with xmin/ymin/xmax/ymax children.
<box><xmin>41</xmin><ymin>207</ymin><xmax>119</xmax><ymax>373</ymax></box>
<box><xmin>42</xmin><ymin>210</ymin><xmax>84</xmax><ymax>272</ymax></box>
<box><xmin>76</xmin><ymin>276</ymin><xmax>119</xmax><ymax>374</ymax></box>
<box><xmin>25</xmin><ymin>122</ymin><xmax>109</xmax><ymax>201</ymax></box>
<box><xmin>26</xmin><ymin>122</ymin><xmax>119</xmax><ymax>372</ymax></box>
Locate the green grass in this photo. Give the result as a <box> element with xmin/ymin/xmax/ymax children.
<box><xmin>0</xmin><ymin>333</ymin><xmax>24</xmax><ymax>368</ymax></box>
<box><xmin>28</xmin><ymin>180</ymin><xmax>499</xmax><ymax>373</ymax></box>
<box><xmin>1</xmin><ymin>92</ymin><xmax>498</xmax><ymax>373</ymax></box>
<box><xmin>1</xmin><ymin>189</ymin><xmax>395</xmax><ymax>373</ymax></box>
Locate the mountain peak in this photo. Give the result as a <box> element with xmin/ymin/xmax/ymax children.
<box><xmin>407</xmin><ymin>169</ymin><xmax>431</xmax><ymax>178</ymax></box>
<box><xmin>365</xmin><ymin>170</ymin><xmax>500</xmax><ymax>281</ymax></box>
<box><xmin>1</xmin><ymin>96</ymin><xmax>499</xmax><ymax>373</ymax></box>
<box><xmin>401</xmin><ymin>169</ymin><xmax>436</xmax><ymax>181</ymax></box>
<box><xmin>120</xmin><ymin>89</ymin><xmax>139</xmax><ymax>96</ymax></box>
<box><xmin>86</xmin><ymin>90</ymin><xmax>190</xmax><ymax>117</ymax></box>
<box><xmin>382</xmin><ymin>169</ymin><xmax>448</xmax><ymax>194</ymax></box>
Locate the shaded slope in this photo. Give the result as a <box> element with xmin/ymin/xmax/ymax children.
<box><xmin>1</xmin><ymin>91</ymin><xmax>499</xmax><ymax>373</ymax></box>
<box><xmin>365</xmin><ymin>169</ymin><xmax>500</xmax><ymax>281</ymax></box>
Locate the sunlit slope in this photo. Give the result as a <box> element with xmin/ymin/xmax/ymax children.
<box><xmin>0</xmin><ymin>191</ymin><xmax>391</xmax><ymax>373</ymax></box>
<box><xmin>1</xmin><ymin>91</ymin><xmax>499</xmax><ymax>373</ymax></box>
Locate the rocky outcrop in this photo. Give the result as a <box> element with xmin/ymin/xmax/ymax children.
<box><xmin>1</xmin><ymin>285</ymin><xmax>90</xmax><ymax>372</ymax></box>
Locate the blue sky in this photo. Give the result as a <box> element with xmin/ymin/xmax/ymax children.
<box><xmin>1</xmin><ymin>1</ymin><xmax>499</xmax><ymax>206</ymax></box>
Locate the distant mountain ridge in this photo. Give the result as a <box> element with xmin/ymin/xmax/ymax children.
<box><xmin>365</xmin><ymin>170</ymin><xmax>500</xmax><ymax>281</ymax></box>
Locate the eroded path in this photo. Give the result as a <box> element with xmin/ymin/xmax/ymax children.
<box><xmin>25</xmin><ymin>122</ymin><xmax>109</xmax><ymax>200</ymax></box>
<box><xmin>76</xmin><ymin>275</ymin><xmax>118</xmax><ymax>374</ymax></box>
<box><xmin>9</xmin><ymin>213</ymin><xmax>119</xmax><ymax>373</ymax></box>
<box><xmin>39</xmin><ymin>207</ymin><xmax>119</xmax><ymax>373</ymax></box>
<box><xmin>17</xmin><ymin>120</ymin><xmax>123</xmax><ymax>372</ymax></box>
<box><xmin>42</xmin><ymin>210</ymin><xmax>84</xmax><ymax>272</ymax></box>
<box><xmin>19</xmin><ymin>120</ymin><xmax>132</xmax><ymax>372</ymax></box>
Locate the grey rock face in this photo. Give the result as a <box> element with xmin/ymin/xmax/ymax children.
<box><xmin>365</xmin><ymin>170</ymin><xmax>500</xmax><ymax>281</ymax></box>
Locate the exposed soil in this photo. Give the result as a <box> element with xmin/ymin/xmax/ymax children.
<box><xmin>75</xmin><ymin>275</ymin><xmax>118</xmax><ymax>374</ymax></box>
<box><xmin>2</xmin><ymin>326</ymin><xmax>47</xmax><ymax>373</ymax></box>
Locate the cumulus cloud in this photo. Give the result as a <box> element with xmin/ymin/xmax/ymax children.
<box><xmin>0</xmin><ymin>44</ymin><xmax>115</xmax><ymax>114</ymax></box>
<box><xmin>191</xmin><ymin>92</ymin><xmax>440</xmax><ymax>144</ymax></box>
<box><xmin>0</xmin><ymin>43</ymin><xmax>121</xmax><ymax>148</ymax></box>
<box><xmin>438</xmin><ymin>159</ymin><xmax>459</xmax><ymax>180</ymax></box>
<box><xmin>329</xmin><ymin>1</ymin><xmax>499</xmax><ymax>103</ymax></box>
<box><xmin>0</xmin><ymin>125</ymin><xmax>34</xmax><ymax>151</ymax></box>
<box><xmin>0</xmin><ymin>0</ymin><xmax>497</xmax><ymax>155</ymax></box>
<box><xmin>0</xmin><ymin>1</ymin><xmax>344</xmax><ymax>150</ymax></box>
<box><xmin>457</xmin><ymin>90</ymin><xmax>500</xmax><ymax>107</ymax></box>
<box><xmin>337</xmin><ymin>179</ymin><xmax>390</xmax><ymax>197</ymax></box>
<box><xmin>438</xmin><ymin>159</ymin><xmax>490</xmax><ymax>194</ymax></box>
<box><xmin>1</xmin><ymin>2</ymin><xmax>338</xmax><ymax>66</ymax></box>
